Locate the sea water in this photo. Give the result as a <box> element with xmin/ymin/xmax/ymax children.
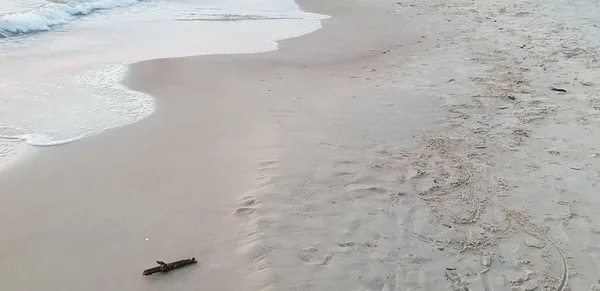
<box><xmin>0</xmin><ymin>0</ymin><xmax>328</xmax><ymax>168</ymax></box>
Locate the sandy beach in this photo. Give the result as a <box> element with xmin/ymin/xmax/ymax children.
<box><xmin>2</xmin><ymin>0</ymin><xmax>600</xmax><ymax>290</ymax></box>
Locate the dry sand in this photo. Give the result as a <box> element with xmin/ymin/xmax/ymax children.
<box><xmin>2</xmin><ymin>0</ymin><xmax>600</xmax><ymax>290</ymax></box>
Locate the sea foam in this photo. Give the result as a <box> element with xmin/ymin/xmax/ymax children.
<box><xmin>0</xmin><ymin>64</ymin><xmax>155</xmax><ymax>149</ymax></box>
<box><xmin>0</xmin><ymin>0</ymin><xmax>328</xmax><ymax>170</ymax></box>
<box><xmin>0</xmin><ymin>0</ymin><xmax>140</xmax><ymax>37</ymax></box>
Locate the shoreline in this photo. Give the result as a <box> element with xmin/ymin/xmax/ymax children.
<box><xmin>0</xmin><ymin>4</ymin><xmax>326</xmax><ymax>171</ymax></box>
<box><xmin>2</xmin><ymin>0</ymin><xmax>600</xmax><ymax>290</ymax></box>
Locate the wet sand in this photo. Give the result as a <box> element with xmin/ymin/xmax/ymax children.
<box><xmin>0</xmin><ymin>68</ymin><xmax>275</xmax><ymax>290</ymax></box>
<box><xmin>3</xmin><ymin>0</ymin><xmax>600</xmax><ymax>290</ymax></box>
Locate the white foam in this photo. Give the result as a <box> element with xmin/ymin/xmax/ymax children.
<box><xmin>0</xmin><ymin>0</ymin><xmax>328</xmax><ymax>170</ymax></box>
<box><xmin>0</xmin><ymin>0</ymin><xmax>140</xmax><ymax>36</ymax></box>
<box><xmin>177</xmin><ymin>8</ymin><xmax>328</xmax><ymax>22</ymax></box>
<box><xmin>0</xmin><ymin>64</ymin><xmax>155</xmax><ymax>149</ymax></box>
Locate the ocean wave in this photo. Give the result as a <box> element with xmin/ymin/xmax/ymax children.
<box><xmin>176</xmin><ymin>9</ymin><xmax>329</xmax><ymax>23</ymax></box>
<box><xmin>0</xmin><ymin>0</ymin><xmax>141</xmax><ymax>37</ymax></box>
<box><xmin>176</xmin><ymin>14</ymin><xmax>300</xmax><ymax>22</ymax></box>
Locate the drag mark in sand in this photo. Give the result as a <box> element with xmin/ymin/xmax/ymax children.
<box><xmin>386</xmin><ymin>0</ymin><xmax>599</xmax><ymax>288</ymax></box>
<box><xmin>504</xmin><ymin>209</ymin><xmax>569</xmax><ymax>291</ymax></box>
<box><xmin>413</xmin><ymin>138</ymin><xmax>481</xmax><ymax>225</ymax></box>
<box><xmin>408</xmin><ymin>135</ymin><xmax>568</xmax><ymax>290</ymax></box>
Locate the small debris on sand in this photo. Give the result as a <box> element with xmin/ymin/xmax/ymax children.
<box><xmin>551</xmin><ymin>87</ymin><xmax>567</xmax><ymax>93</ymax></box>
<box><xmin>143</xmin><ymin>258</ymin><xmax>197</xmax><ymax>276</ymax></box>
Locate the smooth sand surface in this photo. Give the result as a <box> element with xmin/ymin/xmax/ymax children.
<box><xmin>0</xmin><ymin>74</ymin><xmax>276</xmax><ymax>290</ymax></box>
<box><xmin>2</xmin><ymin>0</ymin><xmax>600</xmax><ymax>290</ymax></box>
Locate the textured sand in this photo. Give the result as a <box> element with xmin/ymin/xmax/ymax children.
<box><xmin>2</xmin><ymin>0</ymin><xmax>600</xmax><ymax>290</ymax></box>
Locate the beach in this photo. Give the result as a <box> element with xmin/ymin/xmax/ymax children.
<box><xmin>2</xmin><ymin>0</ymin><xmax>600</xmax><ymax>290</ymax></box>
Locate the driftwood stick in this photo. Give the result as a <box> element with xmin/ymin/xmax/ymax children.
<box><xmin>143</xmin><ymin>258</ymin><xmax>197</xmax><ymax>276</ymax></box>
<box><xmin>551</xmin><ymin>87</ymin><xmax>567</xmax><ymax>93</ymax></box>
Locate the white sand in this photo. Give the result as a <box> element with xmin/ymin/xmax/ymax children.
<box><xmin>231</xmin><ymin>0</ymin><xmax>600</xmax><ymax>290</ymax></box>
<box><xmin>1</xmin><ymin>0</ymin><xmax>599</xmax><ymax>290</ymax></box>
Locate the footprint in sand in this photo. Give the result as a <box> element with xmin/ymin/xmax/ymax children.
<box><xmin>232</xmin><ymin>196</ymin><xmax>258</xmax><ymax>217</ymax></box>
<box><xmin>257</xmin><ymin>159</ymin><xmax>279</xmax><ymax>171</ymax></box>
<box><xmin>298</xmin><ymin>247</ymin><xmax>334</xmax><ymax>265</ymax></box>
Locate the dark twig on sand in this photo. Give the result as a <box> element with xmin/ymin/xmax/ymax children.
<box><xmin>551</xmin><ymin>87</ymin><xmax>567</xmax><ymax>93</ymax></box>
<box><xmin>142</xmin><ymin>258</ymin><xmax>197</xmax><ymax>276</ymax></box>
